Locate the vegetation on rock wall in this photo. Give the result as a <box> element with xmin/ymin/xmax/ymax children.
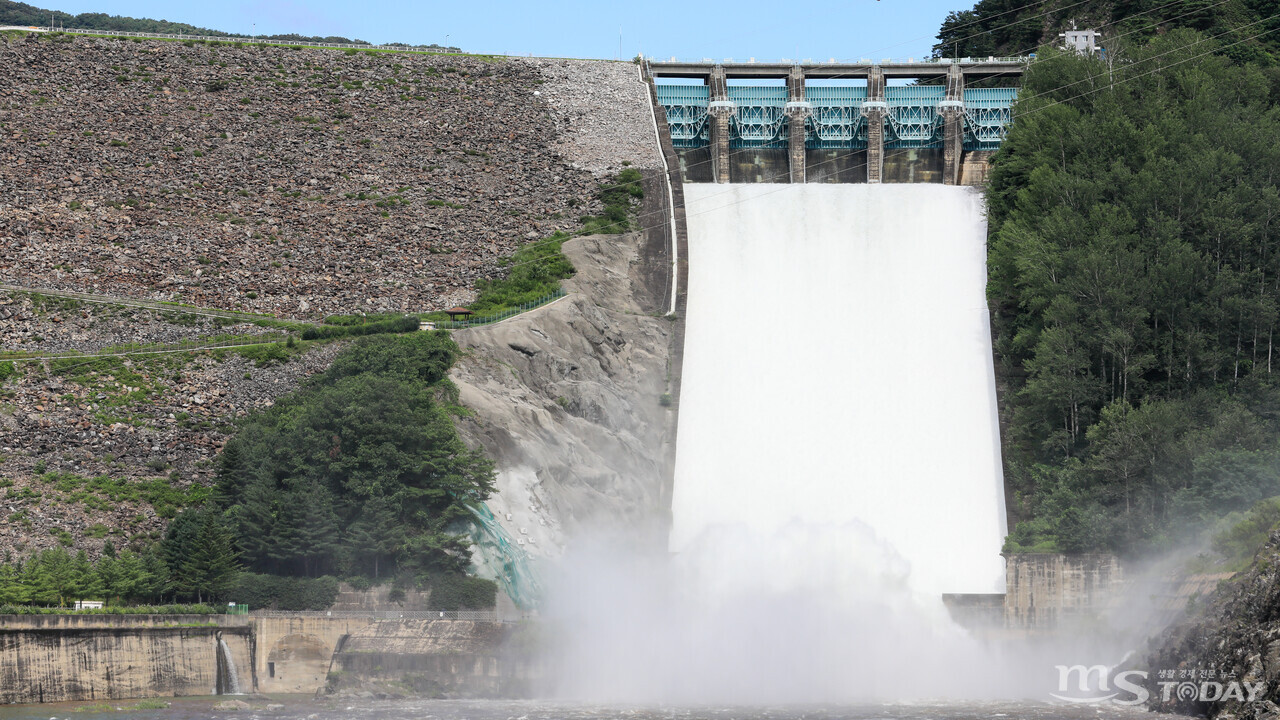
<box><xmin>987</xmin><ymin>31</ymin><xmax>1280</xmax><ymax>555</ymax></box>
<box><xmin>439</xmin><ymin>168</ymin><xmax>646</xmax><ymax>319</ymax></box>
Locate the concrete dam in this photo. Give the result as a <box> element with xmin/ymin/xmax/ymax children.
<box><xmin>652</xmin><ymin>62</ymin><xmax>1013</xmax><ymax>605</ymax></box>
<box><xmin>652</xmin><ymin>59</ymin><xmax>1020</xmax><ymax>185</ymax></box>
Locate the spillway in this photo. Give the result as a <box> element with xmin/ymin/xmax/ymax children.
<box><xmin>671</xmin><ymin>183</ymin><xmax>1007</xmax><ymax>598</ymax></box>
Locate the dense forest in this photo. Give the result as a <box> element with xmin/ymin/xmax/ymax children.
<box><xmin>986</xmin><ymin>28</ymin><xmax>1280</xmax><ymax>555</ymax></box>
<box><xmin>934</xmin><ymin>0</ymin><xmax>1278</xmax><ymax>64</ymax></box>
<box><xmin>213</xmin><ymin>331</ymin><xmax>496</xmax><ymax>582</ymax></box>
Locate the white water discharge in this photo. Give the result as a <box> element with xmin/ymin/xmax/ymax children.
<box><xmin>672</xmin><ymin>183</ymin><xmax>1007</xmax><ymax>597</ymax></box>
<box><xmin>550</xmin><ymin>183</ymin><xmax>1015</xmax><ymax>703</ymax></box>
<box><xmin>216</xmin><ymin>636</ymin><xmax>243</xmax><ymax>695</ymax></box>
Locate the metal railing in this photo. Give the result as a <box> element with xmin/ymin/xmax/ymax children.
<box><xmin>427</xmin><ymin>290</ymin><xmax>568</xmax><ymax>330</ymax></box>
<box><xmin>249</xmin><ymin>609</ymin><xmax>505</xmax><ymax>621</ymax></box>
<box><xmin>0</xmin><ymin>331</ymin><xmax>295</xmax><ymax>362</ymax></box>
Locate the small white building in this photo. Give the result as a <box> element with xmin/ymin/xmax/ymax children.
<box><xmin>1061</xmin><ymin>28</ymin><xmax>1103</xmax><ymax>54</ymax></box>
<box><xmin>74</xmin><ymin>600</ymin><xmax>104</xmax><ymax>610</ymax></box>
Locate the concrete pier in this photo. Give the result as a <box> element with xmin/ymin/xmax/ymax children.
<box><xmin>864</xmin><ymin>66</ymin><xmax>887</xmax><ymax>184</ymax></box>
<box><xmin>941</xmin><ymin>64</ymin><xmax>965</xmax><ymax>185</ymax></box>
<box><xmin>708</xmin><ymin>66</ymin><xmax>731</xmax><ymax>184</ymax></box>
<box><xmin>785</xmin><ymin>65</ymin><xmax>808</xmax><ymax>183</ymax></box>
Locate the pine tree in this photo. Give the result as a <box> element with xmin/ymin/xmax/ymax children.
<box><xmin>69</xmin><ymin>550</ymin><xmax>102</xmax><ymax>603</ymax></box>
<box><xmin>0</xmin><ymin>555</ymin><xmax>28</xmax><ymax>605</ymax></box>
<box><xmin>182</xmin><ymin>512</ymin><xmax>241</xmax><ymax>603</ymax></box>
<box><xmin>27</xmin><ymin>547</ymin><xmax>74</xmax><ymax>606</ymax></box>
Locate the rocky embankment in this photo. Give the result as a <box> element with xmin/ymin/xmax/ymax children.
<box><xmin>0</xmin><ymin>290</ymin><xmax>263</xmax><ymax>352</ymax></box>
<box><xmin>0</xmin><ymin>31</ymin><xmax>665</xmax><ymax>559</ymax></box>
<box><xmin>0</xmin><ymin>337</ymin><xmax>343</xmax><ymax>558</ymax></box>
<box><xmin>0</xmin><ymin>34</ymin><xmax>653</xmax><ymax>318</ymax></box>
<box><xmin>1147</xmin><ymin>531</ymin><xmax>1280</xmax><ymax>718</ymax></box>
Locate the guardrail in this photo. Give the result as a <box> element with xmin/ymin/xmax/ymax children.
<box><xmin>249</xmin><ymin>609</ymin><xmax>507</xmax><ymax>621</ymax></box>
<box><xmin>426</xmin><ymin>290</ymin><xmax>568</xmax><ymax>330</ymax></box>
<box><xmin>26</xmin><ymin>27</ymin><xmax>462</xmax><ymax>53</ymax></box>
<box><xmin>0</xmin><ymin>283</ymin><xmax>310</xmax><ymax>325</ymax></box>
<box><xmin>0</xmin><ymin>331</ymin><xmax>296</xmax><ymax>362</ymax></box>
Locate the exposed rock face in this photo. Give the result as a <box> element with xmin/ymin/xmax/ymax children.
<box><xmin>0</xmin><ymin>290</ymin><xmax>262</xmax><ymax>352</ymax></box>
<box><xmin>0</xmin><ymin>33</ymin><xmax>666</xmax><ymax>560</ymax></box>
<box><xmin>534</xmin><ymin>58</ymin><xmax>661</xmax><ymax>176</ymax></box>
<box><xmin>450</xmin><ymin>197</ymin><xmax>678</xmax><ymax>557</ymax></box>
<box><xmin>1147</xmin><ymin>531</ymin><xmax>1280</xmax><ymax>718</ymax></box>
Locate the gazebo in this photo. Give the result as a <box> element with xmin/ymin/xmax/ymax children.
<box><xmin>445</xmin><ymin>307</ymin><xmax>474</xmax><ymax>322</ymax></box>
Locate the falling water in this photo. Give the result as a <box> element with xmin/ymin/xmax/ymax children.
<box><xmin>671</xmin><ymin>183</ymin><xmax>1007</xmax><ymax>596</ymax></box>
<box><xmin>215</xmin><ymin>633</ymin><xmax>243</xmax><ymax>695</ymax></box>
<box><xmin>549</xmin><ymin>184</ymin><xmax>1017</xmax><ymax>702</ymax></box>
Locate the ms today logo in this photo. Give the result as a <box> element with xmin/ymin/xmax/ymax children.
<box><xmin>1051</xmin><ymin>665</ymin><xmax>1268</xmax><ymax>706</ymax></box>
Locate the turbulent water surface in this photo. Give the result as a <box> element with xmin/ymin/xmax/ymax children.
<box><xmin>0</xmin><ymin>697</ymin><xmax>1156</xmax><ymax>720</ymax></box>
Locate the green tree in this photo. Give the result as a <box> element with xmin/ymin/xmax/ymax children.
<box><xmin>219</xmin><ymin>332</ymin><xmax>495</xmax><ymax>579</ymax></box>
<box><xmin>181</xmin><ymin>512</ymin><xmax>241</xmax><ymax>603</ymax></box>
<box><xmin>69</xmin><ymin>550</ymin><xmax>102</xmax><ymax>602</ymax></box>
<box><xmin>26</xmin><ymin>547</ymin><xmax>75</xmax><ymax>606</ymax></box>
<box><xmin>989</xmin><ymin>32</ymin><xmax>1280</xmax><ymax>555</ymax></box>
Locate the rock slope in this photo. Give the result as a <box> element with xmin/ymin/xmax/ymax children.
<box><xmin>0</xmin><ymin>32</ymin><xmax>667</xmax><ymax>560</ymax></box>
<box><xmin>0</xmin><ymin>34</ymin><xmax>652</xmax><ymax>318</ymax></box>
<box><xmin>1147</xmin><ymin>531</ymin><xmax>1280</xmax><ymax>718</ymax></box>
<box><xmin>450</xmin><ymin>224</ymin><xmax>676</xmax><ymax>558</ymax></box>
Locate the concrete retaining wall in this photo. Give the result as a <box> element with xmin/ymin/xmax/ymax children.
<box><xmin>1004</xmin><ymin>554</ymin><xmax>1124</xmax><ymax>631</ymax></box>
<box><xmin>328</xmin><ymin>620</ymin><xmax>540</xmax><ymax>698</ymax></box>
<box><xmin>0</xmin><ymin>615</ymin><xmax>252</xmax><ymax>704</ymax></box>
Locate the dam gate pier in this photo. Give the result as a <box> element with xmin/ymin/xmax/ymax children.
<box><xmin>649</xmin><ymin>58</ymin><xmax>1023</xmax><ymax>185</ymax></box>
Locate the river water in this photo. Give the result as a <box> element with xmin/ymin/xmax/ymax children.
<box><xmin>0</xmin><ymin>697</ymin><xmax>1155</xmax><ymax>720</ymax></box>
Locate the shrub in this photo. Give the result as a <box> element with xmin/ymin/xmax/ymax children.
<box><xmin>205</xmin><ymin>79</ymin><xmax>229</xmax><ymax>92</ymax></box>
<box><xmin>300</xmin><ymin>314</ymin><xmax>418</xmax><ymax>341</ymax></box>
<box><xmin>424</xmin><ymin>574</ymin><xmax>497</xmax><ymax>610</ymax></box>
<box><xmin>231</xmin><ymin>573</ymin><xmax>339</xmax><ymax>610</ymax></box>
